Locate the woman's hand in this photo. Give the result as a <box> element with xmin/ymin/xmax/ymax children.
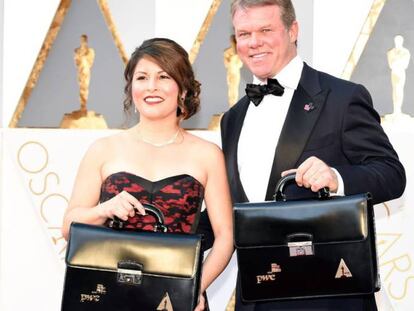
<box><xmin>98</xmin><ymin>191</ymin><xmax>146</xmax><ymax>221</ymax></box>
<box><xmin>194</xmin><ymin>293</ymin><xmax>206</xmax><ymax>311</ymax></box>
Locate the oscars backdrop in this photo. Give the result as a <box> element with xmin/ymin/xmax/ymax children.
<box><xmin>1</xmin><ymin>0</ymin><xmax>414</xmax><ymax>310</ymax></box>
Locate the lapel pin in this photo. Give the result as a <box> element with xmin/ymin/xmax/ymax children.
<box><xmin>304</xmin><ymin>102</ymin><xmax>315</xmax><ymax>112</ymax></box>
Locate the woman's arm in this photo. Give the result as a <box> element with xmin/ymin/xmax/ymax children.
<box><xmin>197</xmin><ymin>144</ymin><xmax>234</xmax><ymax>301</ymax></box>
<box><xmin>61</xmin><ymin>138</ymin><xmax>143</xmax><ymax>240</ymax></box>
<box><xmin>61</xmin><ymin>139</ymin><xmax>107</xmax><ymax>240</ymax></box>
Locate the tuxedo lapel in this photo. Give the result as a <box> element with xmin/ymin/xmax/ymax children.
<box><xmin>265</xmin><ymin>64</ymin><xmax>330</xmax><ymax>200</ymax></box>
<box><xmin>222</xmin><ymin>96</ymin><xmax>250</xmax><ymax>203</ymax></box>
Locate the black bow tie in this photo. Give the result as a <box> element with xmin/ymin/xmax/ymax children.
<box><xmin>245</xmin><ymin>78</ymin><xmax>285</xmax><ymax>106</ymax></box>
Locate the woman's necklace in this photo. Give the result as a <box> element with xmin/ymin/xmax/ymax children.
<box><xmin>136</xmin><ymin>128</ymin><xmax>181</xmax><ymax>147</ymax></box>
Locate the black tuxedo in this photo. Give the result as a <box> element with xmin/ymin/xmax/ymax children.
<box><xmin>197</xmin><ymin>63</ymin><xmax>405</xmax><ymax>310</ymax></box>
<box><xmin>221</xmin><ymin>63</ymin><xmax>405</xmax><ymax>206</ymax></box>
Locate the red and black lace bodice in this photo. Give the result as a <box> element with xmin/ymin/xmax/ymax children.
<box><xmin>99</xmin><ymin>172</ymin><xmax>205</xmax><ymax>233</ymax></box>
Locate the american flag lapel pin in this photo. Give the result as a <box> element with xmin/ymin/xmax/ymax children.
<box><xmin>304</xmin><ymin>102</ymin><xmax>315</xmax><ymax>112</ymax></box>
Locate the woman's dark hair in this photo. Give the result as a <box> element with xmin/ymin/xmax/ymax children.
<box><xmin>123</xmin><ymin>38</ymin><xmax>201</xmax><ymax>120</ymax></box>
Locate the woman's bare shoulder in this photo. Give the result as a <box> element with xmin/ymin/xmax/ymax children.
<box><xmin>86</xmin><ymin>131</ymin><xmax>127</xmax><ymax>157</ymax></box>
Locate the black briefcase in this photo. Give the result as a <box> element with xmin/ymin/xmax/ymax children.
<box><xmin>234</xmin><ymin>174</ymin><xmax>380</xmax><ymax>302</ymax></box>
<box><xmin>61</xmin><ymin>204</ymin><xmax>203</xmax><ymax>311</ymax></box>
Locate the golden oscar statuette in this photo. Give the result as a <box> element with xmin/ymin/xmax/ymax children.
<box><xmin>60</xmin><ymin>34</ymin><xmax>108</xmax><ymax>129</ymax></box>
<box><xmin>384</xmin><ymin>34</ymin><xmax>412</xmax><ymax>123</ymax></box>
<box><xmin>208</xmin><ymin>35</ymin><xmax>243</xmax><ymax>131</ymax></box>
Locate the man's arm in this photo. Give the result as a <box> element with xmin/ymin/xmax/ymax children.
<box><xmin>335</xmin><ymin>84</ymin><xmax>405</xmax><ymax>204</ymax></box>
<box><xmin>283</xmin><ymin>84</ymin><xmax>405</xmax><ymax>205</ymax></box>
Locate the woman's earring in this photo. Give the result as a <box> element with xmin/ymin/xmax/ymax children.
<box><xmin>177</xmin><ymin>97</ymin><xmax>185</xmax><ymax>117</ymax></box>
<box><xmin>134</xmin><ymin>106</ymin><xmax>137</xmax><ymax>114</ymax></box>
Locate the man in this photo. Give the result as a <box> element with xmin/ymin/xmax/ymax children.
<box><xmin>219</xmin><ymin>0</ymin><xmax>406</xmax><ymax>310</ymax></box>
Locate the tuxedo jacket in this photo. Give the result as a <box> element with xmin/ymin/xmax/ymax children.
<box><xmin>197</xmin><ymin>63</ymin><xmax>406</xmax><ymax>310</ymax></box>
<box><xmin>221</xmin><ymin>63</ymin><xmax>405</xmax><ymax>206</ymax></box>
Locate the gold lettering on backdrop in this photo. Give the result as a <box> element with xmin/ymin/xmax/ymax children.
<box><xmin>50</xmin><ymin>227</ymin><xmax>68</xmax><ymax>256</ymax></box>
<box><xmin>16</xmin><ymin>140</ymin><xmax>69</xmax><ymax>260</ymax></box>
<box><xmin>40</xmin><ymin>193</ymin><xmax>68</xmax><ymax>223</ymax></box>
<box><xmin>388</xmin><ymin>275</ymin><xmax>414</xmax><ymax>300</ymax></box>
<box><xmin>17</xmin><ymin>141</ymin><xmax>49</xmax><ymax>174</ymax></box>
<box><xmin>378</xmin><ymin>232</ymin><xmax>414</xmax><ymax>300</ymax></box>
<box><xmin>29</xmin><ymin>172</ymin><xmax>60</xmax><ymax>196</ymax></box>
<box><xmin>377</xmin><ymin>233</ymin><xmax>402</xmax><ymax>259</ymax></box>
<box><xmin>52</xmin><ymin>234</ymin><xmax>65</xmax><ymax>245</ymax></box>
<box><xmin>46</xmin><ymin>226</ymin><xmax>67</xmax><ymax>255</ymax></box>
<box><xmin>382</xmin><ymin>254</ymin><xmax>411</xmax><ymax>283</ymax></box>
<box><xmin>379</xmin><ymin>202</ymin><xmax>391</xmax><ymax>217</ymax></box>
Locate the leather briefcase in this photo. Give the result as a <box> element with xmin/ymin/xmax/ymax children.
<box><xmin>234</xmin><ymin>173</ymin><xmax>380</xmax><ymax>302</ymax></box>
<box><xmin>61</xmin><ymin>204</ymin><xmax>203</xmax><ymax>311</ymax></box>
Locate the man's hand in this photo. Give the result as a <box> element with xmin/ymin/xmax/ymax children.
<box><xmin>282</xmin><ymin>156</ymin><xmax>338</xmax><ymax>193</ymax></box>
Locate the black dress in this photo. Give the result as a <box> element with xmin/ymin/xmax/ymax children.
<box><xmin>100</xmin><ymin>172</ymin><xmax>205</xmax><ymax>233</ymax></box>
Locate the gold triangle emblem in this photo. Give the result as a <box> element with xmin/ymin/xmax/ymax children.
<box><xmin>156</xmin><ymin>292</ymin><xmax>174</xmax><ymax>311</ymax></box>
<box><xmin>335</xmin><ymin>258</ymin><xmax>353</xmax><ymax>278</ymax></box>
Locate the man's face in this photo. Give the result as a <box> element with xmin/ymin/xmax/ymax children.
<box><xmin>233</xmin><ymin>5</ymin><xmax>298</xmax><ymax>80</ymax></box>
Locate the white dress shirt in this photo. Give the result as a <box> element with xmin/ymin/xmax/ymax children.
<box><xmin>238</xmin><ymin>56</ymin><xmax>344</xmax><ymax>202</ymax></box>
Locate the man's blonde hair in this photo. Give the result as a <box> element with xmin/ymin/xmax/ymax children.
<box><xmin>231</xmin><ymin>0</ymin><xmax>296</xmax><ymax>29</ymax></box>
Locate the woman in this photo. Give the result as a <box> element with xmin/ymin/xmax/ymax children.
<box><xmin>61</xmin><ymin>38</ymin><xmax>234</xmax><ymax>311</ymax></box>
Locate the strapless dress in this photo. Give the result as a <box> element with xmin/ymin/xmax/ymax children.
<box><xmin>99</xmin><ymin>171</ymin><xmax>205</xmax><ymax>233</ymax></box>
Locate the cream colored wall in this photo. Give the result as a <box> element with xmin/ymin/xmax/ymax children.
<box><xmin>0</xmin><ymin>0</ymin><xmax>4</xmax><ymax>126</ymax></box>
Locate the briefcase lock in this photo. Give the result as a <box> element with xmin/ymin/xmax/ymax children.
<box><xmin>117</xmin><ymin>260</ymin><xmax>143</xmax><ymax>285</ymax></box>
<box><xmin>287</xmin><ymin>241</ymin><xmax>314</xmax><ymax>257</ymax></box>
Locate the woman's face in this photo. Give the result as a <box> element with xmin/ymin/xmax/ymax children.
<box><xmin>132</xmin><ymin>57</ymin><xmax>181</xmax><ymax>121</ymax></box>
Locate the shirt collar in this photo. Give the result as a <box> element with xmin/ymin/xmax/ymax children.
<box><xmin>252</xmin><ymin>55</ymin><xmax>303</xmax><ymax>90</ymax></box>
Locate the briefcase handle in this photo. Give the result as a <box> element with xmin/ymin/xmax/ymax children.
<box><xmin>108</xmin><ymin>203</ymin><xmax>168</xmax><ymax>232</ymax></box>
<box><xmin>274</xmin><ymin>173</ymin><xmax>330</xmax><ymax>201</ymax></box>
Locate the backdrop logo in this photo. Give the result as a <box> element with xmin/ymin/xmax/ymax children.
<box><xmin>17</xmin><ymin>140</ymin><xmax>68</xmax><ymax>260</ymax></box>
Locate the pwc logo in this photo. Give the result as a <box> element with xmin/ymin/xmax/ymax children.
<box><xmin>256</xmin><ymin>263</ymin><xmax>282</xmax><ymax>284</ymax></box>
